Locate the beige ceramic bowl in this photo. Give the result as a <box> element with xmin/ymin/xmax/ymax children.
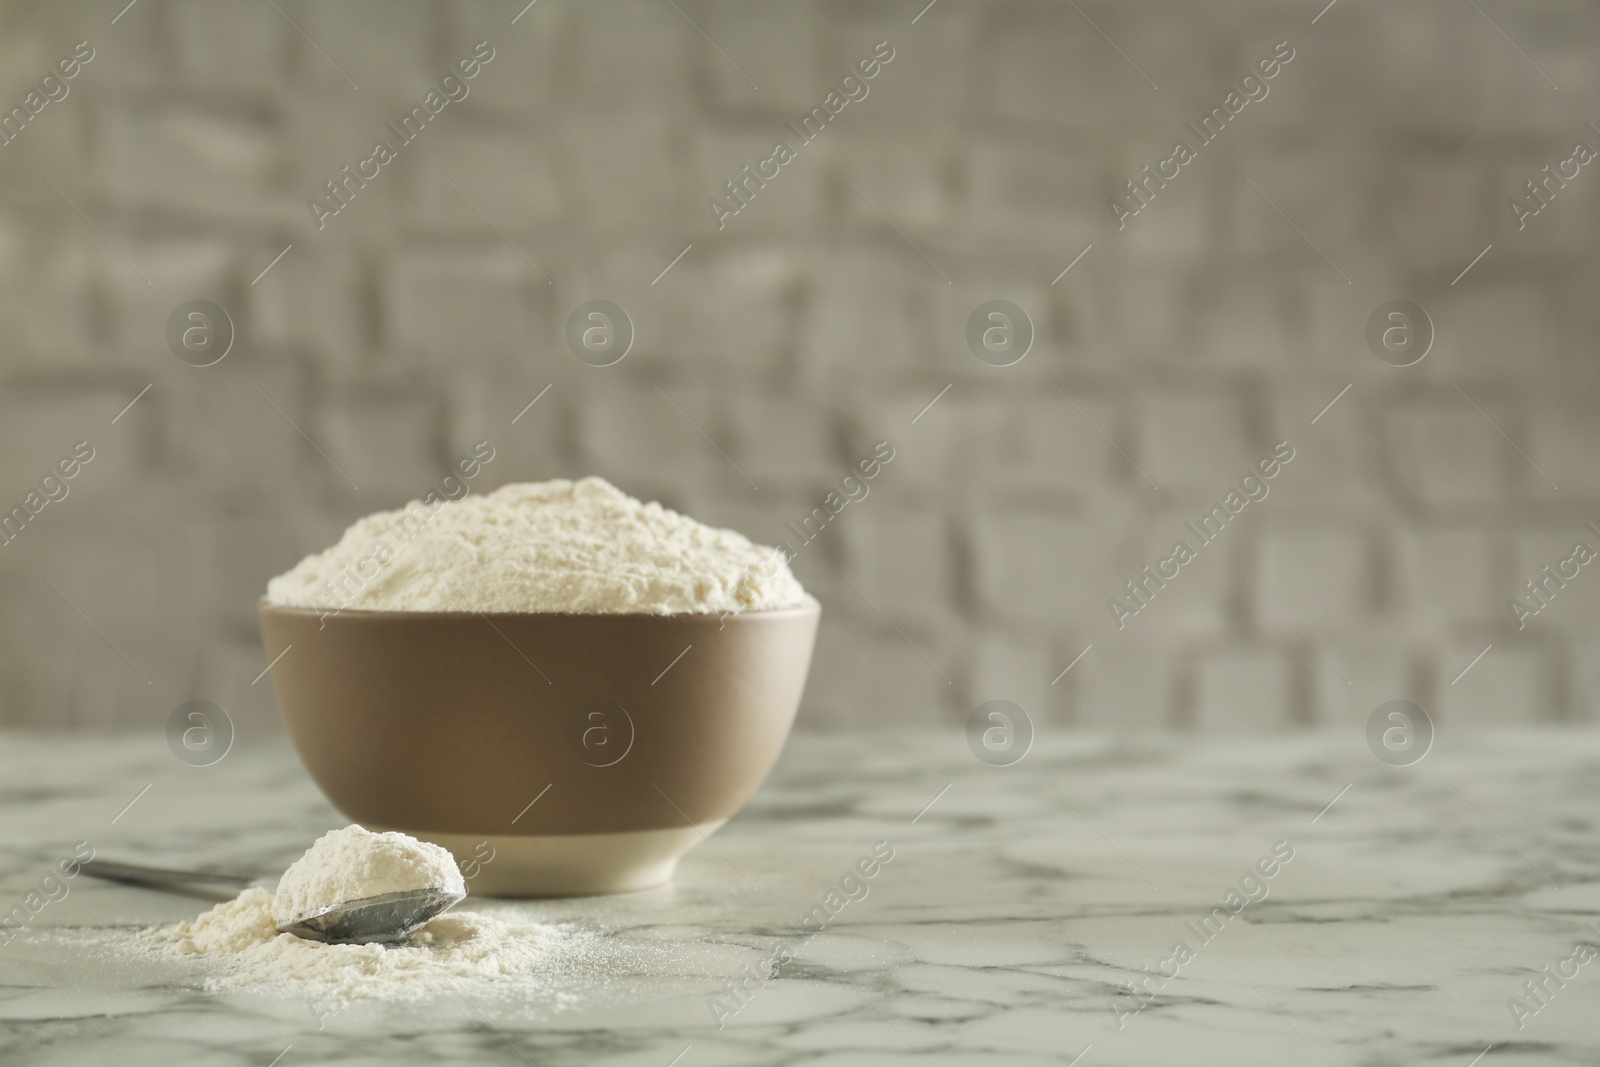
<box><xmin>258</xmin><ymin>601</ymin><xmax>819</xmax><ymax>897</ymax></box>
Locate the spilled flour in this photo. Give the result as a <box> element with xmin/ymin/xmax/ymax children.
<box><xmin>142</xmin><ymin>887</ymin><xmax>555</xmax><ymax>1003</ymax></box>
<box><xmin>139</xmin><ymin>826</ymin><xmax>565</xmax><ymax>1007</ymax></box>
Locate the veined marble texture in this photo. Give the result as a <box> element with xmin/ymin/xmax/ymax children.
<box><xmin>1</xmin><ymin>729</ymin><xmax>1598</xmax><ymax>1066</ymax></box>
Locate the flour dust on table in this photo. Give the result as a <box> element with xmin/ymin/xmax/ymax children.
<box><xmin>133</xmin><ymin>825</ymin><xmax>583</xmax><ymax>1009</ymax></box>
<box><xmin>140</xmin><ymin>889</ymin><xmax>573</xmax><ymax>1004</ymax></box>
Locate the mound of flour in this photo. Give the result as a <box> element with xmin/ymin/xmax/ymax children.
<box><xmin>265</xmin><ymin>476</ymin><xmax>812</xmax><ymax>615</ymax></box>
<box><xmin>141</xmin><ymin>826</ymin><xmax>553</xmax><ymax>1004</ymax></box>
<box><xmin>143</xmin><ymin>887</ymin><xmax>553</xmax><ymax>1002</ymax></box>
<box><xmin>271</xmin><ymin>825</ymin><xmax>464</xmax><ymax>925</ymax></box>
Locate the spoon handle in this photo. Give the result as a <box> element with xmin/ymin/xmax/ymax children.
<box><xmin>80</xmin><ymin>859</ymin><xmax>256</xmax><ymax>891</ymax></box>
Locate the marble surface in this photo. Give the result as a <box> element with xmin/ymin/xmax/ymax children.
<box><xmin>2</xmin><ymin>728</ymin><xmax>1599</xmax><ymax>1066</ymax></box>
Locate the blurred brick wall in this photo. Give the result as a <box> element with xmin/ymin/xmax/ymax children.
<box><xmin>1</xmin><ymin>0</ymin><xmax>1597</xmax><ymax>734</ymax></box>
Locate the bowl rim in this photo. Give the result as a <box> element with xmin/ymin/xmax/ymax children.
<box><xmin>257</xmin><ymin>598</ymin><xmax>821</xmax><ymax>622</ymax></box>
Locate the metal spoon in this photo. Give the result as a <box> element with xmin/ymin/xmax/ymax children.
<box><xmin>274</xmin><ymin>887</ymin><xmax>466</xmax><ymax>944</ymax></box>
<box><xmin>80</xmin><ymin>859</ymin><xmax>464</xmax><ymax>944</ymax></box>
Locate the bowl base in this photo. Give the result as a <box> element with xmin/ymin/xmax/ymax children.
<box><xmin>382</xmin><ymin>823</ymin><xmax>727</xmax><ymax>898</ymax></box>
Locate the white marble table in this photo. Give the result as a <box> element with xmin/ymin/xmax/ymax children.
<box><xmin>2</xmin><ymin>728</ymin><xmax>1598</xmax><ymax>1066</ymax></box>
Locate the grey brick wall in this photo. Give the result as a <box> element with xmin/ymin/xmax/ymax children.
<box><xmin>1</xmin><ymin>0</ymin><xmax>1597</xmax><ymax>735</ymax></box>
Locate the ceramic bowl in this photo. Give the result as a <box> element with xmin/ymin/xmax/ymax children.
<box><xmin>258</xmin><ymin>601</ymin><xmax>819</xmax><ymax>896</ymax></box>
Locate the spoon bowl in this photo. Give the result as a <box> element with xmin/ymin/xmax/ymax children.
<box><xmin>277</xmin><ymin>886</ymin><xmax>467</xmax><ymax>944</ymax></box>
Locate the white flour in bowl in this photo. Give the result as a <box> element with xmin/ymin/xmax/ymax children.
<box><xmin>140</xmin><ymin>826</ymin><xmax>560</xmax><ymax>1004</ymax></box>
<box><xmin>265</xmin><ymin>476</ymin><xmax>813</xmax><ymax>616</ymax></box>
